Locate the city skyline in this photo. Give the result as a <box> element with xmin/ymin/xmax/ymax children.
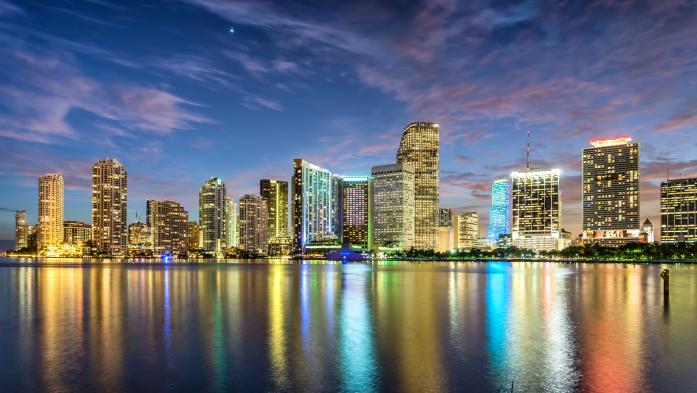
<box><xmin>2</xmin><ymin>1</ymin><xmax>697</xmax><ymax>240</ymax></box>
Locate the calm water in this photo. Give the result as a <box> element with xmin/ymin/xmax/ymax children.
<box><xmin>0</xmin><ymin>259</ymin><xmax>696</xmax><ymax>393</ymax></box>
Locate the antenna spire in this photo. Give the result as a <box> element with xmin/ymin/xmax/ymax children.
<box><xmin>526</xmin><ymin>130</ymin><xmax>531</xmax><ymax>170</ymax></box>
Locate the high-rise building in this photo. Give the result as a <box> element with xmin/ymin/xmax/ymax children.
<box><xmin>339</xmin><ymin>176</ymin><xmax>373</xmax><ymax>249</ymax></box>
<box><xmin>15</xmin><ymin>210</ymin><xmax>28</xmax><ymax>251</ymax></box>
<box><xmin>26</xmin><ymin>225</ymin><xmax>37</xmax><ymax>251</ymax></box>
<box><xmin>661</xmin><ymin>177</ymin><xmax>697</xmax><ymax>243</ymax></box>
<box><xmin>371</xmin><ymin>163</ymin><xmax>415</xmax><ymax>250</ymax></box>
<box><xmin>582</xmin><ymin>136</ymin><xmax>640</xmax><ymax>246</ymax></box>
<box><xmin>397</xmin><ymin>122</ymin><xmax>439</xmax><ymax>250</ymax></box>
<box><xmin>291</xmin><ymin>159</ymin><xmax>337</xmax><ymax>253</ymax></box>
<box><xmin>225</xmin><ymin>196</ymin><xmax>238</xmax><ymax>248</ymax></box>
<box><xmin>199</xmin><ymin>177</ymin><xmax>226</xmax><ymax>253</ymax></box>
<box><xmin>511</xmin><ymin>169</ymin><xmax>564</xmax><ymax>251</ymax></box>
<box><xmin>454</xmin><ymin>212</ymin><xmax>479</xmax><ymax>251</ymax></box>
<box><xmin>439</xmin><ymin>208</ymin><xmax>452</xmax><ymax>227</ymax></box>
<box><xmin>187</xmin><ymin>221</ymin><xmax>202</xmax><ymax>250</ymax></box>
<box><xmin>260</xmin><ymin>179</ymin><xmax>289</xmax><ymax>242</ymax></box>
<box><xmin>92</xmin><ymin>158</ymin><xmax>127</xmax><ymax>255</ymax></box>
<box><xmin>147</xmin><ymin>200</ymin><xmax>188</xmax><ymax>255</ymax></box>
<box><xmin>63</xmin><ymin>221</ymin><xmax>92</xmax><ymax>246</ymax></box>
<box><xmin>128</xmin><ymin>222</ymin><xmax>151</xmax><ymax>248</ymax></box>
<box><xmin>239</xmin><ymin>194</ymin><xmax>269</xmax><ymax>254</ymax></box>
<box><xmin>37</xmin><ymin>173</ymin><xmax>64</xmax><ymax>250</ymax></box>
<box><xmin>487</xmin><ymin>178</ymin><xmax>510</xmax><ymax>241</ymax></box>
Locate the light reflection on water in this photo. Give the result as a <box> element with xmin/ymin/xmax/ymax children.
<box><xmin>0</xmin><ymin>259</ymin><xmax>696</xmax><ymax>392</ymax></box>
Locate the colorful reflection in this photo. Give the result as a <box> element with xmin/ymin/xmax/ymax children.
<box><xmin>0</xmin><ymin>260</ymin><xmax>696</xmax><ymax>392</ymax></box>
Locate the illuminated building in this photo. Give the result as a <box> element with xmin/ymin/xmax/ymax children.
<box><xmin>15</xmin><ymin>210</ymin><xmax>28</xmax><ymax>250</ymax></box>
<box><xmin>371</xmin><ymin>163</ymin><xmax>415</xmax><ymax>250</ymax></box>
<box><xmin>260</xmin><ymin>179</ymin><xmax>288</xmax><ymax>245</ymax></box>
<box><xmin>225</xmin><ymin>196</ymin><xmax>238</xmax><ymax>247</ymax></box>
<box><xmin>511</xmin><ymin>169</ymin><xmax>564</xmax><ymax>251</ymax></box>
<box><xmin>660</xmin><ymin>177</ymin><xmax>697</xmax><ymax>243</ymax></box>
<box><xmin>397</xmin><ymin>122</ymin><xmax>439</xmax><ymax>250</ymax></box>
<box><xmin>439</xmin><ymin>208</ymin><xmax>452</xmax><ymax>227</ymax></box>
<box><xmin>187</xmin><ymin>221</ymin><xmax>201</xmax><ymax>250</ymax></box>
<box><xmin>640</xmin><ymin>219</ymin><xmax>654</xmax><ymax>243</ymax></box>
<box><xmin>291</xmin><ymin>159</ymin><xmax>337</xmax><ymax>253</ymax></box>
<box><xmin>199</xmin><ymin>177</ymin><xmax>226</xmax><ymax>254</ymax></box>
<box><xmin>339</xmin><ymin>176</ymin><xmax>373</xmax><ymax>249</ymax></box>
<box><xmin>128</xmin><ymin>222</ymin><xmax>151</xmax><ymax>248</ymax></box>
<box><xmin>454</xmin><ymin>212</ymin><xmax>479</xmax><ymax>251</ymax></box>
<box><xmin>92</xmin><ymin>158</ymin><xmax>127</xmax><ymax>255</ymax></box>
<box><xmin>37</xmin><ymin>173</ymin><xmax>64</xmax><ymax>250</ymax></box>
<box><xmin>487</xmin><ymin>178</ymin><xmax>510</xmax><ymax>241</ymax></box>
<box><xmin>582</xmin><ymin>136</ymin><xmax>640</xmax><ymax>246</ymax></box>
<box><xmin>63</xmin><ymin>221</ymin><xmax>91</xmax><ymax>247</ymax></box>
<box><xmin>436</xmin><ymin>226</ymin><xmax>454</xmax><ymax>253</ymax></box>
<box><xmin>147</xmin><ymin>199</ymin><xmax>188</xmax><ymax>254</ymax></box>
<box><xmin>239</xmin><ymin>194</ymin><xmax>269</xmax><ymax>254</ymax></box>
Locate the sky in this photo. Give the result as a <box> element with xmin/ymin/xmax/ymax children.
<box><xmin>1</xmin><ymin>0</ymin><xmax>697</xmax><ymax>240</ymax></box>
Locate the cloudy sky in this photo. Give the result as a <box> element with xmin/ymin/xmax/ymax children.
<box><xmin>1</xmin><ymin>0</ymin><xmax>697</xmax><ymax>240</ymax></box>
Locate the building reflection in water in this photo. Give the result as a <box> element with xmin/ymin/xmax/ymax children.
<box><xmin>1</xmin><ymin>261</ymin><xmax>697</xmax><ymax>392</ymax></box>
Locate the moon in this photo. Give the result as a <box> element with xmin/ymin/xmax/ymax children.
<box><xmin>229</xmin><ymin>27</ymin><xmax>235</xmax><ymax>34</ymax></box>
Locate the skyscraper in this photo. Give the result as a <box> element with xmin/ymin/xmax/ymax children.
<box><xmin>339</xmin><ymin>176</ymin><xmax>373</xmax><ymax>249</ymax></box>
<box><xmin>371</xmin><ymin>163</ymin><xmax>415</xmax><ymax>250</ymax></box>
<box><xmin>661</xmin><ymin>177</ymin><xmax>697</xmax><ymax>243</ymax></box>
<box><xmin>199</xmin><ymin>177</ymin><xmax>226</xmax><ymax>253</ymax></box>
<box><xmin>511</xmin><ymin>169</ymin><xmax>563</xmax><ymax>251</ymax></box>
<box><xmin>225</xmin><ymin>196</ymin><xmax>238</xmax><ymax>248</ymax></box>
<box><xmin>37</xmin><ymin>173</ymin><xmax>64</xmax><ymax>250</ymax></box>
<box><xmin>15</xmin><ymin>210</ymin><xmax>28</xmax><ymax>251</ymax></box>
<box><xmin>487</xmin><ymin>178</ymin><xmax>510</xmax><ymax>241</ymax></box>
<box><xmin>238</xmin><ymin>194</ymin><xmax>269</xmax><ymax>254</ymax></box>
<box><xmin>187</xmin><ymin>221</ymin><xmax>202</xmax><ymax>250</ymax></box>
<box><xmin>260</xmin><ymin>179</ymin><xmax>289</xmax><ymax>243</ymax></box>
<box><xmin>291</xmin><ymin>159</ymin><xmax>336</xmax><ymax>253</ymax></box>
<box><xmin>439</xmin><ymin>208</ymin><xmax>452</xmax><ymax>227</ymax></box>
<box><xmin>397</xmin><ymin>122</ymin><xmax>439</xmax><ymax>250</ymax></box>
<box><xmin>147</xmin><ymin>199</ymin><xmax>189</xmax><ymax>255</ymax></box>
<box><xmin>454</xmin><ymin>212</ymin><xmax>479</xmax><ymax>251</ymax></box>
<box><xmin>92</xmin><ymin>158</ymin><xmax>127</xmax><ymax>255</ymax></box>
<box><xmin>582</xmin><ymin>136</ymin><xmax>640</xmax><ymax>246</ymax></box>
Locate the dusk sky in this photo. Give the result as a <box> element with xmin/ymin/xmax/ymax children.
<box><xmin>2</xmin><ymin>0</ymin><xmax>697</xmax><ymax>240</ymax></box>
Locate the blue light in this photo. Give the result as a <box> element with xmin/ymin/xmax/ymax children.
<box><xmin>161</xmin><ymin>253</ymin><xmax>173</xmax><ymax>263</ymax></box>
<box><xmin>488</xmin><ymin>178</ymin><xmax>511</xmax><ymax>241</ymax></box>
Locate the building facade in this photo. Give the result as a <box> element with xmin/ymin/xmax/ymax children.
<box><xmin>661</xmin><ymin>178</ymin><xmax>697</xmax><ymax>243</ymax></box>
<box><xmin>187</xmin><ymin>221</ymin><xmax>202</xmax><ymax>250</ymax></box>
<box><xmin>291</xmin><ymin>159</ymin><xmax>337</xmax><ymax>253</ymax></box>
<box><xmin>371</xmin><ymin>163</ymin><xmax>415</xmax><ymax>250</ymax></box>
<box><xmin>339</xmin><ymin>177</ymin><xmax>373</xmax><ymax>249</ymax></box>
<box><xmin>238</xmin><ymin>194</ymin><xmax>269</xmax><ymax>254</ymax></box>
<box><xmin>38</xmin><ymin>173</ymin><xmax>64</xmax><ymax>250</ymax></box>
<box><xmin>487</xmin><ymin>178</ymin><xmax>510</xmax><ymax>242</ymax></box>
<box><xmin>439</xmin><ymin>208</ymin><xmax>452</xmax><ymax>227</ymax></box>
<box><xmin>147</xmin><ymin>200</ymin><xmax>189</xmax><ymax>255</ymax></box>
<box><xmin>15</xmin><ymin>210</ymin><xmax>28</xmax><ymax>251</ymax></box>
<box><xmin>511</xmin><ymin>169</ymin><xmax>563</xmax><ymax>251</ymax></box>
<box><xmin>454</xmin><ymin>212</ymin><xmax>479</xmax><ymax>251</ymax></box>
<box><xmin>396</xmin><ymin>122</ymin><xmax>439</xmax><ymax>250</ymax></box>
<box><xmin>92</xmin><ymin>158</ymin><xmax>127</xmax><ymax>255</ymax></box>
<box><xmin>199</xmin><ymin>177</ymin><xmax>226</xmax><ymax>253</ymax></box>
<box><xmin>63</xmin><ymin>221</ymin><xmax>92</xmax><ymax>247</ymax></box>
<box><xmin>128</xmin><ymin>222</ymin><xmax>151</xmax><ymax>248</ymax></box>
<box><xmin>582</xmin><ymin>136</ymin><xmax>640</xmax><ymax>246</ymax></box>
<box><xmin>260</xmin><ymin>179</ymin><xmax>289</xmax><ymax>243</ymax></box>
<box><xmin>225</xmin><ymin>196</ymin><xmax>238</xmax><ymax>248</ymax></box>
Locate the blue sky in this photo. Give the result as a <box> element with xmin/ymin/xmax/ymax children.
<box><xmin>1</xmin><ymin>0</ymin><xmax>697</xmax><ymax>240</ymax></box>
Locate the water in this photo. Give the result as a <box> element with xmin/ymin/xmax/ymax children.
<box><xmin>0</xmin><ymin>258</ymin><xmax>696</xmax><ymax>392</ymax></box>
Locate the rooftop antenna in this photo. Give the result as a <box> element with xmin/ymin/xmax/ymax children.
<box><xmin>526</xmin><ymin>130</ymin><xmax>531</xmax><ymax>170</ymax></box>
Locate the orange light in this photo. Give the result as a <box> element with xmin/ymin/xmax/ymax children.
<box><xmin>589</xmin><ymin>136</ymin><xmax>632</xmax><ymax>147</ymax></box>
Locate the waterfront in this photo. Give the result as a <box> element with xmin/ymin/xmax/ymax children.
<box><xmin>0</xmin><ymin>259</ymin><xmax>696</xmax><ymax>392</ymax></box>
